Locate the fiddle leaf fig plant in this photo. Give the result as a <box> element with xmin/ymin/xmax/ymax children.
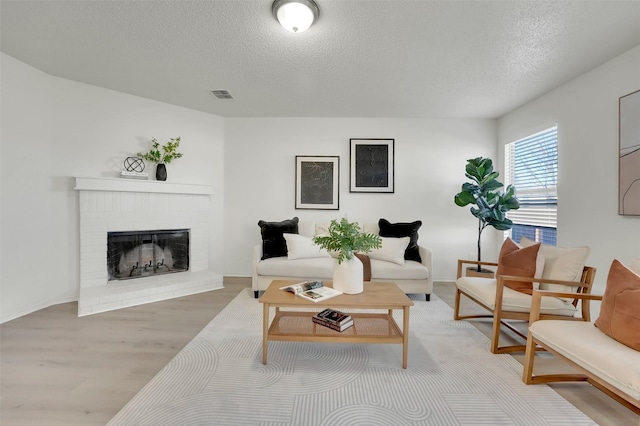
<box><xmin>312</xmin><ymin>218</ymin><xmax>382</xmax><ymax>264</ymax></box>
<box><xmin>454</xmin><ymin>157</ymin><xmax>520</xmax><ymax>270</ymax></box>
<box><xmin>137</xmin><ymin>137</ymin><xmax>183</xmax><ymax>164</ymax></box>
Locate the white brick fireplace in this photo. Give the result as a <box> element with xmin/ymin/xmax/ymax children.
<box><xmin>74</xmin><ymin>177</ymin><xmax>223</xmax><ymax>316</ymax></box>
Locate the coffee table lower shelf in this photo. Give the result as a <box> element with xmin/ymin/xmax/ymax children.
<box><xmin>263</xmin><ymin>309</ymin><xmax>408</xmax><ymax>367</ymax></box>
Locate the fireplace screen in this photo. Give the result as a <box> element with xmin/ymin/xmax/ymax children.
<box><xmin>107</xmin><ymin>229</ymin><xmax>189</xmax><ymax>281</ymax></box>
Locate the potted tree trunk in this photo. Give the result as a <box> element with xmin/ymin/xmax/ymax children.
<box><xmin>454</xmin><ymin>157</ymin><xmax>520</xmax><ymax>277</ymax></box>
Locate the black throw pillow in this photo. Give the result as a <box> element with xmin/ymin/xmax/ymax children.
<box><xmin>258</xmin><ymin>217</ymin><xmax>299</xmax><ymax>260</ymax></box>
<box><xmin>378</xmin><ymin>218</ymin><xmax>422</xmax><ymax>263</ymax></box>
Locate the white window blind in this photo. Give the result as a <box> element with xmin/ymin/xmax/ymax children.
<box><xmin>504</xmin><ymin>126</ymin><xmax>558</xmax><ymax>232</ymax></box>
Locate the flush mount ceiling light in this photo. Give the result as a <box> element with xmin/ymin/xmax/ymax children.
<box><xmin>272</xmin><ymin>0</ymin><xmax>319</xmax><ymax>33</ymax></box>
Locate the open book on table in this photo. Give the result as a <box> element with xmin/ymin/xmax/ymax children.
<box><xmin>279</xmin><ymin>280</ymin><xmax>342</xmax><ymax>303</ymax></box>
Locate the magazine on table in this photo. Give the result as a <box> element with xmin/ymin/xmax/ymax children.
<box><xmin>279</xmin><ymin>280</ymin><xmax>342</xmax><ymax>303</ymax></box>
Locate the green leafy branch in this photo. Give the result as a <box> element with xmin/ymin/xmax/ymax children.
<box><xmin>137</xmin><ymin>137</ymin><xmax>183</xmax><ymax>164</ymax></box>
<box><xmin>312</xmin><ymin>218</ymin><xmax>382</xmax><ymax>264</ymax></box>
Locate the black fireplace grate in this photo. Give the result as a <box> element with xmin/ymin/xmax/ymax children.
<box><xmin>107</xmin><ymin>229</ymin><xmax>189</xmax><ymax>281</ymax></box>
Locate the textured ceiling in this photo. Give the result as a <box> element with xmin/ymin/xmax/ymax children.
<box><xmin>2</xmin><ymin>1</ymin><xmax>640</xmax><ymax>119</ymax></box>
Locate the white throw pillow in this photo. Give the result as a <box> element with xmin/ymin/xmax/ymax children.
<box><xmin>520</xmin><ymin>237</ymin><xmax>590</xmax><ymax>297</ymax></box>
<box><xmin>367</xmin><ymin>236</ymin><xmax>410</xmax><ymax>266</ymax></box>
<box><xmin>283</xmin><ymin>233</ymin><xmax>330</xmax><ymax>260</ymax></box>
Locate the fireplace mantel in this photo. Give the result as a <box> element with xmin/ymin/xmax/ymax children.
<box><xmin>74</xmin><ymin>176</ymin><xmax>213</xmax><ymax>195</ymax></box>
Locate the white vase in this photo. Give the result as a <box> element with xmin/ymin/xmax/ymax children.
<box><xmin>332</xmin><ymin>256</ymin><xmax>364</xmax><ymax>294</ymax></box>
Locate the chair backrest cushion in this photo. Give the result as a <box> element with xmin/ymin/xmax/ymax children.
<box><xmin>496</xmin><ymin>238</ymin><xmax>542</xmax><ymax>294</ymax></box>
<box><xmin>594</xmin><ymin>259</ymin><xmax>640</xmax><ymax>351</ymax></box>
<box><xmin>520</xmin><ymin>237</ymin><xmax>590</xmax><ymax>299</ymax></box>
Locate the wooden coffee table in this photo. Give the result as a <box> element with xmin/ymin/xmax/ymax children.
<box><xmin>259</xmin><ymin>280</ymin><xmax>414</xmax><ymax>368</ymax></box>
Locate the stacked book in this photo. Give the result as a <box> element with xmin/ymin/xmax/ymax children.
<box><xmin>312</xmin><ymin>308</ymin><xmax>353</xmax><ymax>332</ymax></box>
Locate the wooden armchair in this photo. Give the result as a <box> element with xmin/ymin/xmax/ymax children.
<box><xmin>523</xmin><ymin>289</ymin><xmax>640</xmax><ymax>419</ymax></box>
<box><xmin>453</xmin><ymin>259</ymin><xmax>596</xmax><ymax>354</ymax></box>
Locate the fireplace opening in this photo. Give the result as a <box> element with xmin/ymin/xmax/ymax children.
<box><xmin>107</xmin><ymin>229</ymin><xmax>189</xmax><ymax>281</ymax></box>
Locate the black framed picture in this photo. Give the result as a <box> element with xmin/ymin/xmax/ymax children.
<box><xmin>295</xmin><ymin>156</ymin><xmax>340</xmax><ymax>210</ymax></box>
<box><xmin>350</xmin><ymin>138</ymin><xmax>394</xmax><ymax>193</ymax></box>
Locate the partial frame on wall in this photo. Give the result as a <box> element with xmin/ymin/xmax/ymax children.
<box><xmin>295</xmin><ymin>156</ymin><xmax>339</xmax><ymax>210</ymax></box>
<box><xmin>349</xmin><ymin>138</ymin><xmax>394</xmax><ymax>193</ymax></box>
<box><xmin>619</xmin><ymin>89</ymin><xmax>640</xmax><ymax>215</ymax></box>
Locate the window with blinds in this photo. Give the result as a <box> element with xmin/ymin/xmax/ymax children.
<box><xmin>504</xmin><ymin>126</ymin><xmax>558</xmax><ymax>245</ymax></box>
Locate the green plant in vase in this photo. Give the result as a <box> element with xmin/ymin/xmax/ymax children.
<box><xmin>137</xmin><ymin>137</ymin><xmax>183</xmax><ymax>181</ymax></box>
<box><xmin>313</xmin><ymin>218</ymin><xmax>382</xmax><ymax>263</ymax></box>
<box><xmin>454</xmin><ymin>157</ymin><xmax>520</xmax><ymax>272</ymax></box>
<box><xmin>313</xmin><ymin>218</ymin><xmax>382</xmax><ymax>294</ymax></box>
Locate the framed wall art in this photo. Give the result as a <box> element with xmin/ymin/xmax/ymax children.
<box><xmin>350</xmin><ymin>138</ymin><xmax>394</xmax><ymax>193</ymax></box>
<box><xmin>295</xmin><ymin>156</ymin><xmax>339</xmax><ymax>210</ymax></box>
<box><xmin>619</xmin><ymin>89</ymin><xmax>640</xmax><ymax>215</ymax></box>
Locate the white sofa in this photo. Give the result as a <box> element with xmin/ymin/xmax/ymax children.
<box><xmin>252</xmin><ymin>220</ymin><xmax>433</xmax><ymax>299</ymax></box>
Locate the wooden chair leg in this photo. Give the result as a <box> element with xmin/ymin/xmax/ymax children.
<box><xmin>453</xmin><ymin>287</ymin><xmax>462</xmax><ymax>320</ymax></box>
<box><xmin>522</xmin><ymin>334</ymin><xmax>537</xmax><ymax>384</ymax></box>
<box><xmin>490</xmin><ymin>312</ymin><xmax>502</xmax><ymax>354</ymax></box>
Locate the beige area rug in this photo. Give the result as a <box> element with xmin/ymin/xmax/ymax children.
<box><xmin>108</xmin><ymin>289</ymin><xmax>595</xmax><ymax>425</ymax></box>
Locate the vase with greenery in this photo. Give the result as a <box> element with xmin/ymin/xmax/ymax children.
<box><xmin>313</xmin><ymin>218</ymin><xmax>382</xmax><ymax>294</ymax></box>
<box><xmin>454</xmin><ymin>157</ymin><xmax>520</xmax><ymax>272</ymax></box>
<box><xmin>137</xmin><ymin>137</ymin><xmax>183</xmax><ymax>181</ymax></box>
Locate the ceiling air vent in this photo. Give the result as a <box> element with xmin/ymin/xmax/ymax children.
<box><xmin>210</xmin><ymin>90</ymin><xmax>234</xmax><ymax>100</ymax></box>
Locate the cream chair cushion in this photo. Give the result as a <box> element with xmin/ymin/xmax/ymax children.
<box><xmin>457</xmin><ymin>276</ymin><xmax>578</xmax><ymax>316</ymax></box>
<box><xmin>530</xmin><ymin>320</ymin><xmax>640</xmax><ymax>400</ymax></box>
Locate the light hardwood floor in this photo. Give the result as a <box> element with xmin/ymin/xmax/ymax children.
<box><xmin>1</xmin><ymin>281</ymin><xmax>637</xmax><ymax>425</ymax></box>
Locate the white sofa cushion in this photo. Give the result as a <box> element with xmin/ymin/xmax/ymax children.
<box><xmin>256</xmin><ymin>256</ymin><xmax>334</xmax><ymax>278</ymax></box>
<box><xmin>256</xmin><ymin>255</ymin><xmax>429</xmax><ymax>281</ymax></box>
<box><xmin>362</xmin><ymin>222</ymin><xmax>379</xmax><ymax>235</ymax></box>
<box><xmin>457</xmin><ymin>276</ymin><xmax>578</xmax><ymax>316</ymax></box>
<box><xmin>283</xmin><ymin>233</ymin><xmax>330</xmax><ymax>260</ymax></box>
<box><xmin>530</xmin><ymin>320</ymin><xmax>640</xmax><ymax>400</ymax></box>
<box><xmin>312</xmin><ymin>222</ymin><xmax>380</xmax><ymax>236</ymax></box>
<box><xmin>298</xmin><ymin>221</ymin><xmax>316</xmax><ymax>238</ymax></box>
<box><xmin>368</xmin><ymin>236</ymin><xmax>410</xmax><ymax>266</ymax></box>
<box><xmin>370</xmin><ymin>259</ymin><xmax>429</xmax><ymax>280</ymax></box>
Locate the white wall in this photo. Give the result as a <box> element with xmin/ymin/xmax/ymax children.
<box><xmin>224</xmin><ymin>118</ymin><xmax>498</xmax><ymax>282</ymax></box>
<box><xmin>1</xmin><ymin>53</ymin><xmax>225</xmax><ymax>323</ymax></box>
<box><xmin>498</xmin><ymin>44</ymin><xmax>640</xmax><ymax>299</ymax></box>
